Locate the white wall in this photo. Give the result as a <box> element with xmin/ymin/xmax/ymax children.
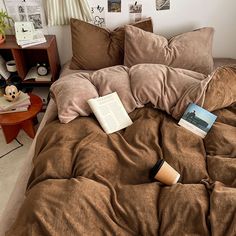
<box><xmin>1</xmin><ymin>0</ymin><xmax>236</xmax><ymax>65</ymax></box>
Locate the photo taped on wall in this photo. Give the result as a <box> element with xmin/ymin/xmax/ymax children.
<box><xmin>156</xmin><ymin>0</ymin><xmax>170</xmax><ymax>11</ymax></box>
<box><xmin>129</xmin><ymin>3</ymin><xmax>142</xmax><ymax>22</ymax></box>
<box><xmin>108</xmin><ymin>0</ymin><xmax>121</xmax><ymax>12</ymax></box>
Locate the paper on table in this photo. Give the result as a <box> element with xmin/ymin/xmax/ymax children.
<box><xmin>0</xmin><ymin>92</ymin><xmax>30</xmax><ymax>110</ymax></box>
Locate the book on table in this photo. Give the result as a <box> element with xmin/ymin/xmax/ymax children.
<box><xmin>87</xmin><ymin>92</ymin><xmax>133</xmax><ymax>134</ymax></box>
<box><xmin>0</xmin><ymin>92</ymin><xmax>30</xmax><ymax>114</ymax></box>
<box><xmin>15</xmin><ymin>22</ymin><xmax>46</xmax><ymax>48</ymax></box>
<box><xmin>178</xmin><ymin>103</ymin><xmax>217</xmax><ymax>138</ymax></box>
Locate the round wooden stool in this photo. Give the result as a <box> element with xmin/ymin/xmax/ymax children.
<box><xmin>0</xmin><ymin>94</ymin><xmax>42</xmax><ymax>143</ymax></box>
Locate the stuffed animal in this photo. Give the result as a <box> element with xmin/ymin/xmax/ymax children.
<box><xmin>4</xmin><ymin>85</ymin><xmax>21</xmax><ymax>102</ymax></box>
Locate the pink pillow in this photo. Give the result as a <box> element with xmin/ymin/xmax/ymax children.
<box><xmin>89</xmin><ymin>66</ymin><xmax>138</xmax><ymax>113</ymax></box>
<box><xmin>50</xmin><ymin>72</ymin><xmax>98</xmax><ymax>123</ymax></box>
<box><xmin>124</xmin><ymin>26</ymin><xmax>214</xmax><ymax>75</ymax></box>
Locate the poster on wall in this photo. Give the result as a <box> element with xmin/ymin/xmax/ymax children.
<box><xmin>91</xmin><ymin>5</ymin><xmax>106</xmax><ymax>27</ymax></box>
<box><xmin>108</xmin><ymin>0</ymin><xmax>121</xmax><ymax>12</ymax></box>
<box><xmin>156</xmin><ymin>0</ymin><xmax>170</xmax><ymax>11</ymax></box>
<box><xmin>4</xmin><ymin>0</ymin><xmax>46</xmax><ymax>29</ymax></box>
<box><xmin>129</xmin><ymin>3</ymin><xmax>142</xmax><ymax>22</ymax></box>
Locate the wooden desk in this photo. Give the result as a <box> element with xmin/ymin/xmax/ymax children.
<box><xmin>0</xmin><ymin>94</ymin><xmax>42</xmax><ymax>143</ymax></box>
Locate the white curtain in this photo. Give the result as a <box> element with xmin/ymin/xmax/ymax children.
<box><xmin>46</xmin><ymin>0</ymin><xmax>92</xmax><ymax>26</ymax></box>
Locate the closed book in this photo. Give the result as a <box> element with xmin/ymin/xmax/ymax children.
<box><xmin>17</xmin><ymin>37</ymin><xmax>45</xmax><ymax>45</ymax></box>
<box><xmin>0</xmin><ymin>92</ymin><xmax>30</xmax><ymax>110</ymax></box>
<box><xmin>0</xmin><ymin>106</ymin><xmax>28</xmax><ymax>114</ymax></box>
<box><xmin>19</xmin><ymin>38</ymin><xmax>46</xmax><ymax>48</ymax></box>
<box><xmin>16</xmin><ymin>30</ymin><xmax>46</xmax><ymax>48</ymax></box>
<box><xmin>178</xmin><ymin>103</ymin><xmax>217</xmax><ymax>138</ymax></box>
<box><xmin>0</xmin><ymin>100</ymin><xmax>30</xmax><ymax>112</ymax></box>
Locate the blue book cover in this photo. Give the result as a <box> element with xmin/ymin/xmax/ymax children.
<box><xmin>178</xmin><ymin>103</ymin><xmax>217</xmax><ymax>138</ymax></box>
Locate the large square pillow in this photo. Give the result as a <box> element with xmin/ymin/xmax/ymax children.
<box><xmin>124</xmin><ymin>25</ymin><xmax>214</xmax><ymax>75</ymax></box>
<box><xmin>70</xmin><ymin>18</ymin><xmax>153</xmax><ymax>70</ymax></box>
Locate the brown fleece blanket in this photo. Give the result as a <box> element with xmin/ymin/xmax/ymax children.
<box><xmin>7</xmin><ymin>65</ymin><xmax>236</xmax><ymax>235</ymax></box>
<box><xmin>50</xmin><ymin>63</ymin><xmax>212</xmax><ymax>124</ymax></box>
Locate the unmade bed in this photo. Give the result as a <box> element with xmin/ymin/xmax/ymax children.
<box><xmin>1</xmin><ymin>17</ymin><xmax>236</xmax><ymax>234</ymax></box>
<box><xmin>1</xmin><ymin>58</ymin><xmax>236</xmax><ymax>235</ymax></box>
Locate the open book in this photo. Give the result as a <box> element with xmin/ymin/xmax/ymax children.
<box><xmin>178</xmin><ymin>103</ymin><xmax>217</xmax><ymax>138</ymax></box>
<box><xmin>15</xmin><ymin>22</ymin><xmax>46</xmax><ymax>48</ymax></box>
<box><xmin>87</xmin><ymin>92</ymin><xmax>133</xmax><ymax>134</ymax></box>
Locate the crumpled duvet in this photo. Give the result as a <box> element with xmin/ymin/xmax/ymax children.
<box><xmin>6</xmin><ymin>64</ymin><xmax>236</xmax><ymax>236</ymax></box>
<box><xmin>50</xmin><ymin>64</ymin><xmax>236</xmax><ymax>124</ymax></box>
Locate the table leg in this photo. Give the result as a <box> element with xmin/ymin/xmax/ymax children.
<box><xmin>1</xmin><ymin>124</ymin><xmax>20</xmax><ymax>144</ymax></box>
<box><xmin>21</xmin><ymin>119</ymin><xmax>35</xmax><ymax>138</ymax></box>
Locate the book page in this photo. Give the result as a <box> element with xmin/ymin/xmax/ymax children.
<box><xmin>88</xmin><ymin>92</ymin><xmax>133</xmax><ymax>134</ymax></box>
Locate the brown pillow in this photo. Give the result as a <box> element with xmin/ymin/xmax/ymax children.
<box><xmin>124</xmin><ymin>25</ymin><xmax>214</xmax><ymax>75</ymax></box>
<box><xmin>70</xmin><ymin>18</ymin><xmax>153</xmax><ymax>70</ymax></box>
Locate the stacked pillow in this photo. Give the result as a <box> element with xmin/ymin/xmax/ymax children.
<box><xmin>70</xmin><ymin>18</ymin><xmax>153</xmax><ymax>70</ymax></box>
<box><xmin>70</xmin><ymin>18</ymin><xmax>215</xmax><ymax>75</ymax></box>
<box><xmin>124</xmin><ymin>25</ymin><xmax>215</xmax><ymax>75</ymax></box>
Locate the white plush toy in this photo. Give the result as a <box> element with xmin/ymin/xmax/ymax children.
<box><xmin>4</xmin><ymin>85</ymin><xmax>21</xmax><ymax>102</ymax></box>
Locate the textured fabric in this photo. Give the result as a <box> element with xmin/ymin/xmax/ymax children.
<box><xmin>51</xmin><ymin>64</ymin><xmax>209</xmax><ymax>123</ymax></box>
<box><xmin>203</xmin><ymin>65</ymin><xmax>236</xmax><ymax>111</ymax></box>
<box><xmin>50</xmin><ymin>64</ymin><xmax>236</xmax><ymax>124</ymax></box>
<box><xmin>124</xmin><ymin>25</ymin><xmax>215</xmax><ymax>75</ymax></box>
<box><xmin>6</xmin><ymin>91</ymin><xmax>236</xmax><ymax>235</ymax></box>
<box><xmin>89</xmin><ymin>65</ymin><xmax>139</xmax><ymax>113</ymax></box>
<box><xmin>46</xmin><ymin>0</ymin><xmax>92</xmax><ymax>26</ymax></box>
<box><xmin>70</xmin><ymin>18</ymin><xmax>153</xmax><ymax>70</ymax></box>
<box><xmin>50</xmin><ymin>72</ymin><xmax>98</xmax><ymax>123</ymax></box>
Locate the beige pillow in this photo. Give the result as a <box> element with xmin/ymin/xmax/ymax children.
<box><xmin>50</xmin><ymin>72</ymin><xmax>99</xmax><ymax>123</ymax></box>
<box><xmin>124</xmin><ymin>25</ymin><xmax>214</xmax><ymax>75</ymax></box>
<box><xmin>70</xmin><ymin>18</ymin><xmax>153</xmax><ymax>70</ymax></box>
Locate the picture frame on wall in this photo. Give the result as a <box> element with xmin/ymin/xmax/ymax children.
<box><xmin>156</xmin><ymin>0</ymin><xmax>170</xmax><ymax>11</ymax></box>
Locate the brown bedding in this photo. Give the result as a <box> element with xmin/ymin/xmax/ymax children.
<box><xmin>6</xmin><ymin>65</ymin><xmax>236</xmax><ymax>235</ymax></box>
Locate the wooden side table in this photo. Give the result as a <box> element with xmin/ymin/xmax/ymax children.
<box><xmin>0</xmin><ymin>94</ymin><xmax>42</xmax><ymax>143</ymax></box>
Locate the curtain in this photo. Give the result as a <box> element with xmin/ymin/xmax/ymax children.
<box><xmin>46</xmin><ymin>0</ymin><xmax>92</xmax><ymax>26</ymax></box>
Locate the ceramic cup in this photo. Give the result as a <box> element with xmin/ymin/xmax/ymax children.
<box><xmin>150</xmin><ymin>159</ymin><xmax>180</xmax><ymax>185</ymax></box>
<box><xmin>6</xmin><ymin>60</ymin><xmax>17</xmax><ymax>73</ymax></box>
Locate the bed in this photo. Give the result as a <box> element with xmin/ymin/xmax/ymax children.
<box><xmin>1</xmin><ymin>19</ymin><xmax>236</xmax><ymax>235</ymax></box>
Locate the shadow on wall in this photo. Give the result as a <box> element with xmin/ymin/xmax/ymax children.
<box><xmin>46</xmin><ymin>25</ymin><xmax>72</xmax><ymax>65</ymax></box>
